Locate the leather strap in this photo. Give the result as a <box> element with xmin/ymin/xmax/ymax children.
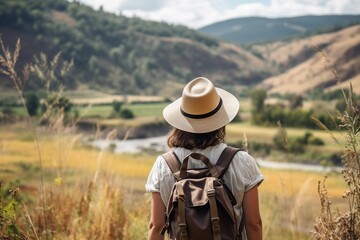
<box><xmin>162</xmin><ymin>151</ymin><xmax>181</xmax><ymax>181</ymax></box>
<box><xmin>216</xmin><ymin>146</ymin><xmax>244</xmax><ymax>239</ymax></box>
<box><xmin>216</xmin><ymin>146</ymin><xmax>241</xmax><ymax>178</ymax></box>
<box><xmin>180</xmin><ymin>153</ymin><xmax>219</xmax><ymax>179</ymax></box>
<box><xmin>175</xmin><ymin>182</ymin><xmax>188</xmax><ymax>240</ymax></box>
<box><xmin>238</xmin><ymin>209</ymin><xmax>245</xmax><ymax>240</ymax></box>
<box><xmin>207</xmin><ymin>179</ymin><xmax>221</xmax><ymax>240</ymax></box>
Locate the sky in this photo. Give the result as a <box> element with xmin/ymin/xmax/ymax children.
<box><xmin>78</xmin><ymin>0</ymin><xmax>360</xmax><ymax>29</ymax></box>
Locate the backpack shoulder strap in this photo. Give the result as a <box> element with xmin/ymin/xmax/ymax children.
<box><xmin>162</xmin><ymin>151</ymin><xmax>181</xmax><ymax>181</ymax></box>
<box><xmin>216</xmin><ymin>146</ymin><xmax>242</xmax><ymax>178</ymax></box>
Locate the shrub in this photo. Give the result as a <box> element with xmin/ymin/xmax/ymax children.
<box><xmin>297</xmin><ymin>132</ymin><xmax>313</xmax><ymax>145</ymax></box>
<box><xmin>1</xmin><ymin>106</ymin><xmax>15</xmax><ymax>117</ymax></box>
<box><xmin>120</xmin><ymin>108</ymin><xmax>134</xmax><ymax>119</ymax></box>
<box><xmin>0</xmin><ymin>181</ymin><xmax>27</xmax><ymax>240</ymax></box>
<box><xmin>308</xmin><ymin>136</ymin><xmax>325</xmax><ymax>146</ymax></box>
<box><xmin>248</xmin><ymin>141</ymin><xmax>272</xmax><ymax>156</ymax></box>
<box><xmin>288</xmin><ymin>138</ymin><xmax>305</xmax><ymax>154</ymax></box>
<box><xmin>25</xmin><ymin>94</ymin><xmax>39</xmax><ymax>116</ymax></box>
<box><xmin>272</xmin><ymin>129</ymin><xmax>288</xmax><ymax>151</ymax></box>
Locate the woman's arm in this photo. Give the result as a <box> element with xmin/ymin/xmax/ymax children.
<box><xmin>243</xmin><ymin>186</ymin><xmax>262</xmax><ymax>240</ymax></box>
<box><xmin>148</xmin><ymin>192</ymin><xmax>166</xmax><ymax>240</ymax></box>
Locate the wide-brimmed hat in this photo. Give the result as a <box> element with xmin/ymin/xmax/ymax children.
<box><xmin>163</xmin><ymin>77</ymin><xmax>239</xmax><ymax>133</ymax></box>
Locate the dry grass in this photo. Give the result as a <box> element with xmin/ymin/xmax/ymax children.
<box><xmin>260</xmin><ymin>168</ymin><xmax>346</xmax><ymax>239</ymax></box>
<box><xmin>0</xmin><ymin>124</ymin><xmax>349</xmax><ymax>239</ymax></box>
<box><xmin>312</xmin><ymin>47</ymin><xmax>360</xmax><ymax>239</ymax></box>
<box><xmin>0</xmin><ymin>39</ymin><xmax>131</xmax><ymax>239</ymax></box>
<box><xmin>29</xmin><ymin>178</ymin><xmax>127</xmax><ymax>239</ymax></box>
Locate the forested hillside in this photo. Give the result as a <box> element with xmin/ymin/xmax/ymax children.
<box><xmin>0</xmin><ymin>0</ymin><xmax>270</xmax><ymax>95</ymax></box>
<box><xmin>200</xmin><ymin>15</ymin><xmax>360</xmax><ymax>44</ymax></box>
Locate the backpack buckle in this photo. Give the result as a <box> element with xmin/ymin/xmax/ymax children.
<box><xmin>179</xmin><ymin>223</ymin><xmax>188</xmax><ymax>238</ymax></box>
<box><xmin>211</xmin><ymin>217</ymin><xmax>220</xmax><ymax>232</ymax></box>
<box><xmin>207</xmin><ymin>189</ymin><xmax>215</xmax><ymax>197</ymax></box>
<box><xmin>179</xmin><ymin>223</ymin><xmax>187</xmax><ymax>229</ymax></box>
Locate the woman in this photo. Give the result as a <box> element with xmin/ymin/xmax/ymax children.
<box><xmin>146</xmin><ymin>77</ymin><xmax>264</xmax><ymax>240</ymax></box>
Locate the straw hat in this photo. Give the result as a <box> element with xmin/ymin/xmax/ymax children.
<box><xmin>163</xmin><ymin>77</ymin><xmax>239</xmax><ymax>133</ymax></box>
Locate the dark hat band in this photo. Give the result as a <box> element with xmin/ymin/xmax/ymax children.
<box><xmin>180</xmin><ymin>98</ymin><xmax>223</xmax><ymax>119</ymax></box>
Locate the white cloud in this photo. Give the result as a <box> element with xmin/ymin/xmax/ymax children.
<box><xmin>80</xmin><ymin>0</ymin><xmax>120</xmax><ymax>13</ymax></box>
<box><xmin>117</xmin><ymin>0</ymin><xmax>166</xmax><ymax>11</ymax></box>
<box><xmin>122</xmin><ymin>0</ymin><xmax>219</xmax><ymax>27</ymax></box>
<box><xmin>79</xmin><ymin>0</ymin><xmax>360</xmax><ymax>28</ymax></box>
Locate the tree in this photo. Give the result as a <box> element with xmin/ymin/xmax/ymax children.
<box><xmin>57</xmin><ymin>96</ymin><xmax>72</xmax><ymax>114</ymax></box>
<box><xmin>25</xmin><ymin>94</ymin><xmax>40</xmax><ymax>116</ymax></box>
<box><xmin>44</xmin><ymin>95</ymin><xmax>72</xmax><ymax>115</ymax></box>
<box><xmin>251</xmin><ymin>88</ymin><xmax>267</xmax><ymax>113</ymax></box>
<box><xmin>251</xmin><ymin>88</ymin><xmax>267</xmax><ymax>124</ymax></box>
<box><xmin>112</xmin><ymin>100</ymin><xmax>122</xmax><ymax>113</ymax></box>
<box><xmin>289</xmin><ymin>94</ymin><xmax>303</xmax><ymax>109</ymax></box>
<box><xmin>272</xmin><ymin>129</ymin><xmax>287</xmax><ymax>151</ymax></box>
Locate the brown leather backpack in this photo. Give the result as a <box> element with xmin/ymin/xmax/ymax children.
<box><xmin>161</xmin><ymin>147</ymin><xmax>243</xmax><ymax>240</ymax></box>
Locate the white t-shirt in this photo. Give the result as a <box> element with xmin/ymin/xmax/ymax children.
<box><xmin>145</xmin><ymin>143</ymin><xmax>264</xmax><ymax>228</ymax></box>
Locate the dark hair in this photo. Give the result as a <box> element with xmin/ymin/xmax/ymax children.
<box><xmin>167</xmin><ymin>126</ymin><xmax>226</xmax><ymax>149</ymax></box>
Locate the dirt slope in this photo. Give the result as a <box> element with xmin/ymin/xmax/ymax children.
<box><xmin>257</xmin><ymin>25</ymin><xmax>360</xmax><ymax>94</ymax></box>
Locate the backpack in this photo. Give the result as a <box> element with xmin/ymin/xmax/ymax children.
<box><xmin>161</xmin><ymin>146</ymin><xmax>243</xmax><ymax>240</ymax></box>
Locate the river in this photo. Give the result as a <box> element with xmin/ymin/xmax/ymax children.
<box><xmin>90</xmin><ymin>136</ymin><xmax>342</xmax><ymax>173</ymax></box>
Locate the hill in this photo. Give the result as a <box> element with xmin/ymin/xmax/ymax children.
<box><xmin>0</xmin><ymin>0</ymin><xmax>270</xmax><ymax>96</ymax></box>
<box><xmin>256</xmin><ymin>25</ymin><xmax>360</xmax><ymax>94</ymax></box>
<box><xmin>199</xmin><ymin>15</ymin><xmax>360</xmax><ymax>45</ymax></box>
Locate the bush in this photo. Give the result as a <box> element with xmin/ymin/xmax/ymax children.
<box><xmin>308</xmin><ymin>136</ymin><xmax>325</xmax><ymax>146</ymax></box>
<box><xmin>120</xmin><ymin>108</ymin><xmax>134</xmax><ymax>119</ymax></box>
<box><xmin>0</xmin><ymin>182</ymin><xmax>27</xmax><ymax>240</ymax></box>
<box><xmin>297</xmin><ymin>132</ymin><xmax>313</xmax><ymax>145</ymax></box>
<box><xmin>272</xmin><ymin>130</ymin><xmax>312</xmax><ymax>154</ymax></box>
<box><xmin>272</xmin><ymin>130</ymin><xmax>287</xmax><ymax>151</ymax></box>
<box><xmin>288</xmin><ymin>138</ymin><xmax>305</xmax><ymax>154</ymax></box>
<box><xmin>248</xmin><ymin>141</ymin><xmax>272</xmax><ymax>156</ymax></box>
<box><xmin>1</xmin><ymin>106</ymin><xmax>15</xmax><ymax>117</ymax></box>
<box><xmin>25</xmin><ymin>93</ymin><xmax>39</xmax><ymax>116</ymax></box>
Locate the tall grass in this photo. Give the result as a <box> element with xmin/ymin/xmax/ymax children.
<box><xmin>0</xmin><ymin>38</ymin><xmax>129</xmax><ymax>239</ymax></box>
<box><xmin>312</xmin><ymin>49</ymin><xmax>360</xmax><ymax>239</ymax></box>
<box><xmin>0</xmin><ymin>37</ymin><xmax>46</xmax><ymax>239</ymax></box>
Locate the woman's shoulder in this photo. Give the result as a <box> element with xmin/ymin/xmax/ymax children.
<box><xmin>230</xmin><ymin>149</ymin><xmax>259</xmax><ymax>168</ymax></box>
<box><xmin>170</xmin><ymin>143</ymin><xmax>228</xmax><ymax>164</ymax></box>
<box><xmin>234</xmin><ymin>149</ymin><xmax>252</xmax><ymax>158</ymax></box>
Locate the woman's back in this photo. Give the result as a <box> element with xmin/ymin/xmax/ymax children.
<box><xmin>146</xmin><ymin>143</ymin><xmax>264</xmax><ymax>229</ymax></box>
<box><xmin>146</xmin><ymin>77</ymin><xmax>263</xmax><ymax>240</ymax></box>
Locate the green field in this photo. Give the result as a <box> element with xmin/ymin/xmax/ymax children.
<box><xmin>76</xmin><ymin>102</ymin><xmax>167</xmax><ymax>118</ymax></box>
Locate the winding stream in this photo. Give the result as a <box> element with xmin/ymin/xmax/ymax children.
<box><xmin>91</xmin><ymin>136</ymin><xmax>342</xmax><ymax>173</ymax></box>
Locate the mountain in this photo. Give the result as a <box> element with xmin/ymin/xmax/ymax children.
<box><xmin>199</xmin><ymin>15</ymin><xmax>360</xmax><ymax>45</ymax></box>
<box><xmin>1</xmin><ymin>1</ymin><xmax>358</xmax><ymax>97</ymax></box>
<box><xmin>0</xmin><ymin>0</ymin><xmax>270</xmax><ymax>96</ymax></box>
<box><xmin>256</xmin><ymin>24</ymin><xmax>360</xmax><ymax>94</ymax></box>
